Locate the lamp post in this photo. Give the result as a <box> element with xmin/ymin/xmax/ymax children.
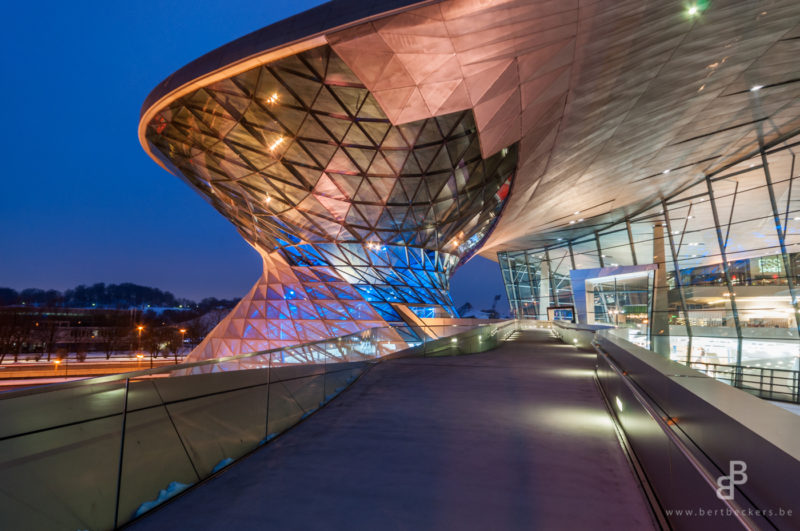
<box><xmin>136</xmin><ymin>325</ymin><xmax>144</xmax><ymax>353</ymax></box>
<box><xmin>136</xmin><ymin>325</ymin><xmax>143</xmax><ymax>364</ymax></box>
<box><xmin>178</xmin><ymin>329</ymin><xmax>187</xmax><ymax>364</ymax></box>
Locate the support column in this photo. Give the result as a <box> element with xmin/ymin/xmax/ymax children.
<box><xmin>662</xmin><ymin>199</ymin><xmax>693</xmax><ymax>364</ymax></box>
<box><xmin>540</xmin><ymin>252</ymin><xmax>554</xmax><ymax>320</ymax></box>
<box><xmin>761</xmin><ymin>149</ymin><xmax>800</xmax><ymax>340</ymax></box>
<box><xmin>650</xmin><ymin>223</ymin><xmax>671</xmax><ymax>356</ymax></box>
<box><xmin>626</xmin><ymin>220</ymin><xmax>638</xmax><ymax>265</ymax></box>
<box><xmin>706</xmin><ymin>178</ymin><xmax>743</xmax><ymax>365</ymax></box>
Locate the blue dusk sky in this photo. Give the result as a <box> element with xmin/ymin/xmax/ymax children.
<box><xmin>0</xmin><ymin>0</ymin><xmax>508</xmax><ymax>314</ymax></box>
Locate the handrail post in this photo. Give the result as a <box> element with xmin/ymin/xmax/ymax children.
<box><xmin>769</xmin><ymin>369</ymin><xmax>774</xmax><ymax>399</ymax></box>
<box><xmin>794</xmin><ymin>371</ymin><xmax>799</xmax><ymax>403</ymax></box>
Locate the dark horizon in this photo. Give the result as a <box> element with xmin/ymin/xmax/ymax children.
<box><xmin>0</xmin><ymin>251</ymin><xmax>508</xmax><ymax>314</ymax></box>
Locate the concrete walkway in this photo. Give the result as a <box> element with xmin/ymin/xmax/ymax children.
<box><xmin>132</xmin><ymin>330</ymin><xmax>655</xmax><ymax>530</ymax></box>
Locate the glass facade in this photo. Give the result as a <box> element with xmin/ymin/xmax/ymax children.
<box><xmin>500</xmin><ymin>136</ymin><xmax>800</xmax><ymax>370</ymax></box>
<box><xmin>143</xmin><ymin>45</ymin><xmax>515</xmax><ymax>358</ymax></box>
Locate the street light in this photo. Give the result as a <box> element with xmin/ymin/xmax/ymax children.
<box><xmin>136</xmin><ymin>325</ymin><xmax>144</xmax><ymax>361</ymax></box>
<box><xmin>178</xmin><ymin>329</ymin><xmax>187</xmax><ymax>364</ymax></box>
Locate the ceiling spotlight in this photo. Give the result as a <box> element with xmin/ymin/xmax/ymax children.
<box><xmin>750</xmin><ymin>85</ymin><xmax>764</xmax><ymax>92</ymax></box>
<box><xmin>269</xmin><ymin>136</ymin><xmax>285</xmax><ymax>151</ymax></box>
<box><xmin>574</xmin><ymin>211</ymin><xmax>581</xmax><ymax>215</ymax></box>
<box><xmin>687</xmin><ymin>5</ymin><xmax>699</xmax><ymax>16</ymax></box>
<box><xmin>663</xmin><ymin>169</ymin><xmax>671</xmax><ymax>174</ymax></box>
<box><xmin>578</xmin><ymin>218</ymin><xmax>584</xmax><ymax>222</ymax></box>
<box><xmin>570</xmin><ymin>220</ymin><xmax>576</xmax><ymax>224</ymax></box>
<box><xmin>557</xmin><ymin>238</ymin><xmax>564</xmax><ymax>241</ymax></box>
<box><xmin>265</xmin><ymin>195</ymin><xmax>272</xmax><ymax>203</ymax></box>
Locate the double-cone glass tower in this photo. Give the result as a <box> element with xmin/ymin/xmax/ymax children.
<box><xmin>143</xmin><ymin>45</ymin><xmax>514</xmax><ymax>360</ymax></box>
<box><xmin>140</xmin><ymin>0</ymin><xmax>800</xmax><ymax>363</ymax></box>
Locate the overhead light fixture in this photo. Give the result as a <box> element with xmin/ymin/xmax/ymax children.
<box><xmin>663</xmin><ymin>169</ymin><xmax>671</xmax><ymax>174</ymax></box>
<box><xmin>574</xmin><ymin>211</ymin><xmax>581</xmax><ymax>215</ymax></box>
<box><xmin>750</xmin><ymin>85</ymin><xmax>764</xmax><ymax>92</ymax></box>
<box><xmin>570</xmin><ymin>220</ymin><xmax>576</xmax><ymax>224</ymax></box>
<box><xmin>269</xmin><ymin>136</ymin><xmax>285</xmax><ymax>151</ymax></box>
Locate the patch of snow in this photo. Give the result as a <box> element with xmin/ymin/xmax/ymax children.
<box><xmin>133</xmin><ymin>481</ymin><xmax>191</xmax><ymax>518</ymax></box>
<box><xmin>211</xmin><ymin>457</ymin><xmax>234</xmax><ymax>473</ymax></box>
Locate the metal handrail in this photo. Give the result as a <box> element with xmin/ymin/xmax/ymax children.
<box><xmin>689</xmin><ymin>361</ymin><xmax>800</xmax><ymax>404</ymax></box>
<box><xmin>597</xmin><ymin>347</ymin><xmax>758</xmax><ymax>529</ymax></box>
<box><xmin>0</xmin><ymin>322</ymin><xmax>496</xmax><ymax>400</ymax></box>
<box><xmin>0</xmin><ymin>320</ymin><xmax>521</xmax><ymax>529</ymax></box>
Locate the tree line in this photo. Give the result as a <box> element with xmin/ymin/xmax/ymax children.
<box><xmin>0</xmin><ymin>304</ymin><xmax>237</xmax><ymax>363</ymax></box>
<box><xmin>0</xmin><ymin>283</ymin><xmax>238</xmax><ymax>311</ymax></box>
<box><xmin>0</xmin><ymin>283</ymin><xmax>240</xmax><ymax>362</ymax></box>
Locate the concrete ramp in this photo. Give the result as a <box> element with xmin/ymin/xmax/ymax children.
<box><xmin>132</xmin><ymin>330</ymin><xmax>655</xmax><ymax>530</ymax></box>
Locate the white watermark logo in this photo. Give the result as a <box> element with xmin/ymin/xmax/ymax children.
<box><xmin>716</xmin><ymin>460</ymin><xmax>747</xmax><ymax>500</ymax></box>
<box><xmin>665</xmin><ymin>461</ymin><xmax>791</xmax><ymax>518</ymax></box>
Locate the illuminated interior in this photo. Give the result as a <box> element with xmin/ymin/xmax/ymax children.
<box><xmin>500</xmin><ymin>138</ymin><xmax>800</xmax><ymax>369</ymax></box>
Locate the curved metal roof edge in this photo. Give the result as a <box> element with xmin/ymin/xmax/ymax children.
<box><xmin>138</xmin><ymin>0</ymin><xmax>437</xmax><ymax>172</ymax></box>
<box><xmin>140</xmin><ymin>0</ymin><xmax>433</xmax><ymax>119</ymax></box>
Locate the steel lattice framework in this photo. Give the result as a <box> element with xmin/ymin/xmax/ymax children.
<box><xmin>145</xmin><ymin>45</ymin><xmax>515</xmax><ymax>359</ymax></box>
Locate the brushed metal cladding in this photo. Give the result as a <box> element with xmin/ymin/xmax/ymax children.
<box><xmin>325</xmin><ymin>0</ymin><xmax>800</xmax><ymax>253</ymax></box>
<box><xmin>597</xmin><ymin>330</ymin><xmax>800</xmax><ymax>529</ymax></box>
